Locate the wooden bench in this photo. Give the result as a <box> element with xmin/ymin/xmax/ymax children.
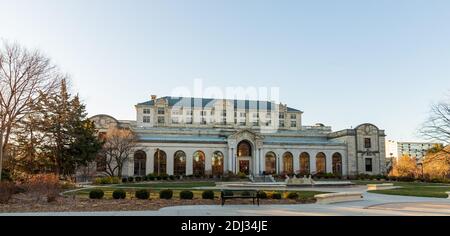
<box><xmin>367</xmin><ymin>183</ymin><xmax>395</xmax><ymax>191</ymax></box>
<box><xmin>446</xmin><ymin>191</ymin><xmax>450</xmax><ymax>199</ymax></box>
<box><xmin>221</xmin><ymin>189</ymin><xmax>260</xmax><ymax>206</ymax></box>
<box><xmin>314</xmin><ymin>192</ymin><xmax>363</xmax><ymax>204</ymax></box>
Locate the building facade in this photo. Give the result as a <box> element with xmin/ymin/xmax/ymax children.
<box><xmin>90</xmin><ymin>96</ymin><xmax>387</xmax><ymax>177</ymax></box>
<box><xmin>395</xmin><ymin>141</ymin><xmax>441</xmax><ymax>161</ymax></box>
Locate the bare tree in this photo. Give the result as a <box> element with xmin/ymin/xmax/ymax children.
<box><xmin>0</xmin><ymin>41</ymin><xmax>62</xmax><ymax>181</ymax></box>
<box><xmin>420</xmin><ymin>98</ymin><xmax>450</xmax><ymax>146</ymax></box>
<box><xmin>101</xmin><ymin>127</ymin><xmax>136</xmax><ymax>177</ymax></box>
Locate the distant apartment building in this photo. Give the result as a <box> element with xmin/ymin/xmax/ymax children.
<box><xmin>386</xmin><ymin>140</ymin><xmax>442</xmax><ymax>161</ymax></box>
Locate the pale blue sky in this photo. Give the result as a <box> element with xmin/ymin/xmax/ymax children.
<box><xmin>1</xmin><ymin>0</ymin><xmax>449</xmax><ymax>142</ymax></box>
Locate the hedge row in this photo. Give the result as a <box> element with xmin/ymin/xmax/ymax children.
<box><xmin>88</xmin><ymin>189</ymin><xmax>311</xmax><ymax>201</ymax></box>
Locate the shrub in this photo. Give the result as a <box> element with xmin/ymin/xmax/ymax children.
<box><xmin>180</xmin><ymin>190</ymin><xmax>194</xmax><ymax>199</ymax></box>
<box><xmin>286</xmin><ymin>192</ymin><xmax>299</xmax><ymax>199</ymax></box>
<box><xmin>1</xmin><ymin>170</ymin><xmax>12</xmax><ymax>182</ymax></box>
<box><xmin>122</xmin><ymin>177</ymin><xmax>128</xmax><ymax>183</ymax></box>
<box><xmin>135</xmin><ymin>176</ymin><xmax>142</xmax><ymax>182</ymax></box>
<box><xmin>202</xmin><ymin>190</ymin><xmax>215</xmax><ymax>199</ymax></box>
<box><xmin>159</xmin><ymin>189</ymin><xmax>173</xmax><ymax>199</ymax></box>
<box><xmin>94</xmin><ymin>176</ymin><xmax>120</xmax><ymax>185</ymax></box>
<box><xmin>271</xmin><ymin>192</ymin><xmax>282</xmax><ymax>199</ymax></box>
<box><xmin>241</xmin><ymin>191</ymin><xmax>251</xmax><ymax>197</ymax></box>
<box><xmin>26</xmin><ymin>174</ymin><xmax>61</xmax><ymax>202</ymax></box>
<box><xmin>169</xmin><ymin>175</ymin><xmax>175</xmax><ymax>180</ymax></box>
<box><xmin>135</xmin><ymin>189</ymin><xmax>150</xmax><ymax>200</ymax></box>
<box><xmin>112</xmin><ymin>189</ymin><xmax>126</xmax><ymax>199</ymax></box>
<box><xmin>161</xmin><ymin>174</ymin><xmax>169</xmax><ymax>180</ymax></box>
<box><xmin>134</xmin><ymin>189</ymin><xmax>150</xmax><ymax>200</ymax></box>
<box><xmin>89</xmin><ymin>189</ymin><xmax>104</xmax><ymax>199</ymax></box>
<box><xmin>257</xmin><ymin>191</ymin><xmax>267</xmax><ymax>199</ymax></box>
<box><xmin>143</xmin><ymin>176</ymin><xmax>149</xmax><ymax>181</ymax></box>
<box><xmin>0</xmin><ymin>182</ymin><xmax>15</xmax><ymax>204</ymax></box>
<box><xmin>147</xmin><ymin>174</ymin><xmax>156</xmax><ymax>181</ymax></box>
<box><xmin>237</xmin><ymin>172</ymin><xmax>247</xmax><ymax>179</ymax></box>
<box><xmin>128</xmin><ymin>177</ymin><xmax>134</xmax><ymax>182</ymax></box>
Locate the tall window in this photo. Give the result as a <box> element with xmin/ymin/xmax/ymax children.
<box><xmin>290</xmin><ymin>121</ymin><xmax>297</xmax><ymax>128</ymax></box>
<box><xmin>299</xmin><ymin>152</ymin><xmax>310</xmax><ymax>175</ymax></box>
<box><xmin>316</xmin><ymin>152</ymin><xmax>326</xmax><ymax>174</ymax></box>
<box><xmin>332</xmin><ymin>153</ymin><xmax>342</xmax><ymax>176</ymax></box>
<box><xmin>193</xmin><ymin>151</ymin><xmax>205</xmax><ymax>176</ymax></box>
<box><xmin>158</xmin><ymin>116</ymin><xmax>165</xmax><ymax>124</ymax></box>
<box><xmin>173</xmin><ymin>151</ymin><xmax>186</xmax><ymax>176</ymax></box>
<box><xmin>265</xmin><ymin>152</ymin><xmax>277</xmax><ymax>174</ymax></box>
<box><xmin>283</xmin><ymin>152</ymin><xmax>294</xmax><ymax>174</ymax></box>
<box><xmin>143</xmin><ymin>116</ymin><xmax>151</xmax><ymax>123</ymax></box>
<box><xmin>157</xmin><ymin>107</ymin><xmax>165</xmax><ymax>115</ymax></box>
<box><xmin>237</xmin><ymin>141</ymin><xmax>252</xmax><ymax>157</ymax></box>
<box><xmin>143</xmin><ymin>108</ymin><xmax>151</xmax><ymax>114</ymax></box>
<box><xmin>154</xmin><ymin>149</ymin><xmax>167</xmax><ymax>175</ymax></box>
<box><xmin>212</xmin><ymin>151</ymin><xmax>224</xmax><ymax>176</ymax></box>
<box><xmin>365</xmin><ymin>158</ymin><xmax>373</xmax><ymax>172</ymax></box>
<box><xmin>134</xmin><ymin>151</ymin><xmax>147</xmax><ymax>176</ymax></box>
<box><xmin>364</xmin><ymin>138</ymin><xmax>372</xmax><ymax>148</ymax></box>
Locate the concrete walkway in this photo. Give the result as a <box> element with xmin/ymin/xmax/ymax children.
<box><xmin>2</xmin><ymin>186</ymin><xmax>450</xmax><ymax>216</ymax></box>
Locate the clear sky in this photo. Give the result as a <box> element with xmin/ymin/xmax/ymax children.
<box><xmin>1</xmin><ymin>0</ymin><xmax>449</xmax><ymax>142</ymax></box>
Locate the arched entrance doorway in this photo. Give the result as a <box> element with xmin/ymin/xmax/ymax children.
<box><xmin>332</xmin><ymin>152</ymin><xmax>342</xmax><ymax>176</ymax></box>
<box><xmin>134</xmin><ymin>151</ymin><xmax>146</xmax><ymax>176</ymax></box>
<box><xmin>154</xmin><ymin>149</ymin><xmax>167</xmax><ymax>175</ymax></box>
<box><xmin>237</xmin><ymin>140</ymin><xmax>252</xmax><ymax>175</ymax></box>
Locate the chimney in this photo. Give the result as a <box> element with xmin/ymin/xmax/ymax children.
<box><xmin>151</xmin><ymin>95</ymin><xmax>157</xmax><ymax>101</ymax></box>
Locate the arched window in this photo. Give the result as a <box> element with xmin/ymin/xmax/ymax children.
<box><xmin>265</xmin><ymin>152</ymin><xmax>277</xmax><ymax>174</ymax></box>
<box><xmin>316</xmin><ymin>152</ymin><xmax>326</xmax><ymax>174</ymax></box>
<box><xmin>283</xmin><ymin>152</ymin><xmax>294</xmax><ymax>174</ymax></box>
<box><xmin>332</xmin><ymin>152</ymin><xmax>343</xmax><ymax>176</ymax></box>
<box><xmin>237</xmin><ymin>140</ymin><xmax>252</xmax><ymax>157</ymax></box>
<box><xmin>193</xmin><ymin>151</ymin><xmax>205</xmax><ymax>176</ymax></box>
<box><xmin>173</xmin><ymin>151</ymin><xmax>186</xmax><ymax>176</ymax></box>
<box><xmin>299</xmin><ymin>152</ymin><xmax>310</xmax><ymax>175</ymax></box>
<box><xmin>212</xmin><ymin>151</ymin><xmax>224</xmax><ymax>176</ymax></box>
<box><xmin>134</xmin><ymin>151</ymin><xmax>146</xmax><ymax>176</ymax></box>
<box><xmin>154</xmin><ymin>149</ymin><xmax>167</xmax><ymax>175</ymax></box>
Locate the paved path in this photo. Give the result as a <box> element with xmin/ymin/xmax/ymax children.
<box><xmin>2</xmin><ymin>186</ymin><xmax>450</xmax><ymax>216</ymax></box>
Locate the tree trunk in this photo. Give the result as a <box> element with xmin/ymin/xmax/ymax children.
<box><xmin>0</xmin><ymin>131</ymin><xmax>3</xmax><ymax>181</ymax></box>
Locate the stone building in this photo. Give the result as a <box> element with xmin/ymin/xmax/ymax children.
<box><xmin>89</xmin><ymin>96</ymin><xmax>387</xmax><ymax>178</ymax></box>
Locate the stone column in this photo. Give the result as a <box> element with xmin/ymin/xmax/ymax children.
<box><xmin>326</xmin><ymin>152</ymin><xmax>333</xmax><ymax>174</ymax></box>
<box><xmin>310</xmin><ymin>152</ymin><xmax>317</xmax><ymax>174</ymax></box>
<box><xmin>166</xmin><ymin>150</ymin><xmax>174</xmax><ymax>176</ymax></box>
<box><xmin>147</xmin><ymin>148</ymin><xmax>154</xmax><ymax>175</ymax></box>
<box><xmin>205</xmin><ymin>150</ymin><xmax>212</xmax><ymax>175</ymax></box>
<box><xmin>186</xmin><ymin>151</ymin><xmax>193</xmax><ymax>175</ymax></box>
<box><xmin>293</xmin><ymin>151</ymin><xmax>300</xmax><ymax>174</ymax></box>
<box><xmin>228</xmin><ymin>147</ymin><xmax>233</xmax><ymax>173</ymax></box>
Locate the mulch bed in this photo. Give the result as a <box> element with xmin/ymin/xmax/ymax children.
<box><xmin>0</xmin><ymin>193</ymin><xmax>316</xmax><ymax>213</ymax></box>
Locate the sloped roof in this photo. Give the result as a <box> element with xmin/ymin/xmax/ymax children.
<box><xmin>137</xmin><ymin>96</ymin><xmax>302</xmax><ymax>112</ymax></box>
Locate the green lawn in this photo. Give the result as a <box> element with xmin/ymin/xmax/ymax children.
<box><xmin>352</xmin><ymin>180</ymin><xmax>450</xmax><ymax>198</ymax></box>
<box><xmin>369</xmin><ymin>186</ymin><xmax>450</xmax><ymax>198</ymax></box>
